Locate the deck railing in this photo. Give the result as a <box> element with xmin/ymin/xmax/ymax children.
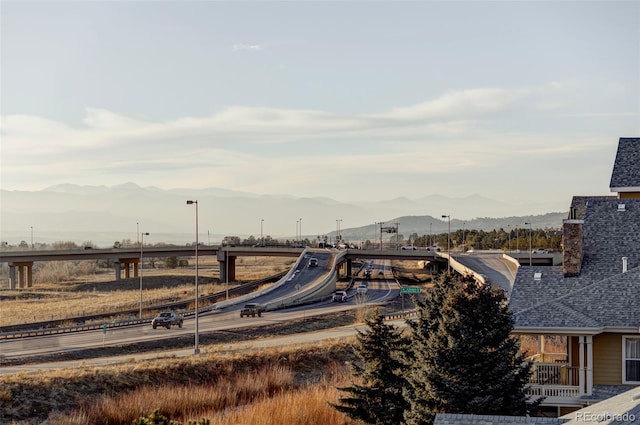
<box><xmin>526</xmin><ymin>384</ymin><xmax>581</xmax><ymax>399</ymax></box>
<box><xmin>526</xmin><ymin>352</ymin><xmax>568</xmax><ymax>363</ymax></box>
<box><xmin>529</xmin><ymin>362</ymin><xmax>579</xmax><ymax>386</ymax></box>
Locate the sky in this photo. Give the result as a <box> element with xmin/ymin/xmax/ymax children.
<box><xmin>1</xmin><ymin>0</ymin><xmax>639</xmax><ymax>215</ymax></box>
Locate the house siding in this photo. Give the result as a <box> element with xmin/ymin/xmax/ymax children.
<box><xmin>619</xmin><ymin>192</ymin><xmax>640</xmax><ymax>198</ymax></box>
<box><xmin>593</xmin><ymin>333</ymin><xmax>622</xmax><ymax>385</ymax></box>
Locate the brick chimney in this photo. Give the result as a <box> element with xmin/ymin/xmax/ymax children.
<box><xmin>562</xmin><ymin>220</ymin><xmax>584</xmax><ymax>277</ymax></box>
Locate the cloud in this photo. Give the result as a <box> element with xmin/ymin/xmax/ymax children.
<box><xmin>232</xmin><ymin>43</ymin><xmax>262</xmax><ymax>52</ymax></box>
<box><xmin>383</xmin><ymin>88</ymin><xmax>530</xmax><ymax>120</ymax></box>
<box><xmin>0</xmin><ymin>83</ymin><xmax>625</xmax><ymax>204</ymax></box>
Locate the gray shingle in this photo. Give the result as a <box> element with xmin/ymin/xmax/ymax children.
<box><xmin>434</xmin><ymin>413</ymin><xmax>565</xmax><ymax>425</ymax></box>
<box><xmin>511</xmin><ymin>199</ymin><xmax>640</xmax><ymax>330</ymax></box>
<box><xmin>610</xmin><ymin>137</ymin><xmax>640</xmax><ymax>190</ymax></box>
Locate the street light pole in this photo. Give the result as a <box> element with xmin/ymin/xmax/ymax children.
<box><xmin>225</xmin><ymin>245</ymin><xmax>229</xmax><ymax>300</ymax></box>
<box><xmin>299</xmin><ymin>218</ymin><xmax>302</xmax><ymax>246</ymax></box>
<box><xmin>525</xmin><ymin>221</ymin><xmax>532</xmax><ymax>266</ymax></box>
<box><xmin>261</xmin><ymin>218</ymin><xmax>264</xmax><ymax>246</ymax></box>
<box><xmin>30</xmin><ymin>226</ymin><xmax>33</xmax><ymax>250</ymax></box>
<box><xmin>139</xmin><ymin>231</ymin><xmax>149</xmax><ymax>319</ymax></box>
<box><xmin>442</xmin><ymin>215</ymin><xmax>451</xmax><ymax>273</ymax></box>
<box><xmin>186</xmin><ymin>200</ymin><xmax>200</xmax><ymax>355</ymax></box>
<box><xmin>462</xmin><ymin>222</ymin><xmax>466</xmax><ymax>253</ymax></box>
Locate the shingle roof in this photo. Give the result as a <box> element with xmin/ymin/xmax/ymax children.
<box><xmin>563</xmin><ymin>386</ymin><xmax>640</xmax><ymax>424</ymax></box>
<box><xmin>510</xmin><ymin>199</ymin><xmax>640</xmax><ymax>330</ymax></box>
<box><xmin>610</xmin><ymin>137</ymin><xmax>640</xmax><ymax>190</ymax></box>
<box><xmin>434</xmin><ymin>413</ymin><xmax>564</xmax><ymax>425</ymax></box>
<box><xmin>434</xmin><ymin>387</ymin><xmax>640</xmax><ymax>425</ymax></box>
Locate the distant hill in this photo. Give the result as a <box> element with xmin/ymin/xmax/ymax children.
<box><xmin>327</xmin><ymin>213</ymin><xmax>566</xmax><ymax>243</ymax></box>
<box><xmin>0</xmin><ymin>183</ymin><xmax>567</xmax><ymax>246</ymax></box>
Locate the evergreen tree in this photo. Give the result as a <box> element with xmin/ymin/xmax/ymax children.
<box><xmin>404</xmin><ymin>274</ymin><xmax>537</xmax><ymax>425</ymax></box>
<box><xmin>331</xmin><ymin>310</ymin><xmax>409</xmax><ymax>424</ymax></box>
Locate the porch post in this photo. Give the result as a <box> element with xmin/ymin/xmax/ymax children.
<box><xmin>579</xmin><ymin>336</ymin><xmax>586</xmax><ymax>396</ymax></box>
<box><xmin>586</xmin><ymin>336</ymin><xmax>593</xmax><ymax>396</ymax></box>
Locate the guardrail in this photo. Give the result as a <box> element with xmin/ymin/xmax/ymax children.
<box><xmin>0</xmin><ymin>303</ymin><xmax>221</xmax><ymax>340</ymax></box>
<box><xmin>0</xmin><ymin>271</ymin><xmax>287</xmax><ymax>340</ymax></box>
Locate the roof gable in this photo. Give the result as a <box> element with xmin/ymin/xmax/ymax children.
<box><xmin>609</xmin><ymin>137</ymin><xmax>640</xmax><ymax>191</ymax></box>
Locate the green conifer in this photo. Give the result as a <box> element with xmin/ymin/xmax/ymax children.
<box><xmin>331</xmin><ymin>310</ymin><xmax>409</xmax><ymax>424</ymax></box>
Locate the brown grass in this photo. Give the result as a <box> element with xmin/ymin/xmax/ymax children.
<box><xmin>1</xmin><ymin>340</ymin><xmax>358</xmax><ymax>424</ymax></box>
<box><xmin>50</xmin><ymin>362</ymin><xmax>358</xmax><ymax>425</ymax></box>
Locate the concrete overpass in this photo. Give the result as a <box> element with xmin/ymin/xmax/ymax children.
<box><xmin>0</xmin><ymin>246</ymin><xmax>303</xmax><ymax>289</ymax></box>
<box><xmin>0</xmin><ymin>246</ymin><xmax>558</xmax><ymax>290</ymax></box>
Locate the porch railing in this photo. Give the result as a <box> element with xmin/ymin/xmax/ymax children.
<box><xmin>526</xmin><ymin>384</ymin><xmax>581</xmax><ymax>399</ymax></box>
<box><xmin>526</xmin><ymin>352</ymin><xmax>568</xmax><ymax>363</ymax></box>
<box><xmin>529</xmin><ymin>363</ymin><xmax>579</xmax><ymax>386</ymax></box>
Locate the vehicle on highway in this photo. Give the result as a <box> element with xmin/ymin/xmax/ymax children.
<box><xmin>401</xmin><ymin>245</ymin><xmax>416</xmax><ymax>250</ymax></box>
<box><xmin>152</xmin><ymin>311</ymin><xmax>183</xmax><ymax>329</ymax></box>
<box><xmin>356</xmin><ymin>284</ymin><xmax>368</xmax><ymax>294</ymax></box>
<box><xmin>532</xmin><ymin>248</ymin><xmax>549</xmax><ymax>254</ymax></box>
<box><xmin>426</xmin><ymin>246</ymin><xmax>442</xmax><ymax>251</ymax></box>
<box><xmin>308</xmin><ymin>257</ymin><xmax>318</xmax><ymax>267</ymax></box>
<box><xmin>240</xmin><ymin>303</ymin><xmax>264</xmax><ymax>317</ymax></box>
<box><xmin>364</xmin><ymin>269</ymin><xmax>372</xmax><ymax>279</ymax></box>
<box><xmin>332</xmin><ymin>291</ymin><xmax>348</xmax><ymax>302</ymax></box>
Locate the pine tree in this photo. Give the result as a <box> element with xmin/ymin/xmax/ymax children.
<box><xmin>404</xmin><ymin>274</ymin><xmax>537</xmax><ymax>425</ymax></box>
<box><xmin>331</xmin><ymin>310</ymin><xmax>409</xmax><ymax>424</ymax></box>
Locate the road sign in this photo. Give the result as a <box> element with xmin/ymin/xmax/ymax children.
<box><xmin>401</xmin><ymin>287</ymin><xmax>421</xmax><ymax>294</ymax></box>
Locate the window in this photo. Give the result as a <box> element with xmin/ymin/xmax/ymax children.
<box><xmin>623</xmin><ymin>336</ymin><xmax>640</xmax><ymax>384</ymax></box>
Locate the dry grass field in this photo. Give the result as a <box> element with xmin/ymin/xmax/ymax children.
<box><xmin>1</xmin><ymin>340</ymin><xmax>361</xmax><ymax>425</ymax></box>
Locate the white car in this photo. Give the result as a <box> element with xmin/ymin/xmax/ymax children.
<box><xmin>401</xmin><ymin>245</ymin><xmax>417</xmax><ymax>250</ymax></box>
<box><xmin>356</xmin><ymin>284</ymin><xmax>368</xmax><ymax>294</ymax></box>
<box><xmin>332</xmin><ymin>291</ymin><xmax>348</xmax><ymax>302</ymax></box>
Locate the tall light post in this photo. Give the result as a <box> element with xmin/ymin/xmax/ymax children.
<box><xmin>299</xmin><ymin>217</ymin><xmax>302</xmax><ymax>246</ymax></box>
<box><xmin>139</xmin><ymin>231</ymin><xmax>149</xmax><ymax>319</ymax></box>
<box><xmin>336</xmin><ymin>219</ymin><xmax>342</xmax><ymax>244</ymax></box>
<box><xmin>429</xmin><ymin>222</ymin><xmax>432</xmax><ymax>248</ymax></box>
<box><xmin>394</xmin><ymin>223</ymin><xmax>400</xmax><ymax>249</ymax></box>
<box><xmin>261</xmin><ymin>218</ymin><xmax>264</xmax><ymax>246</ymax></box>
<box><xmin>225</xmin><ymin>245</ymin><xmax>229</xmax><ymax>300</ymax></box>
<box><xmin>462</xmin><ymin>222</ymin><xmax>466</xmax><ymax>252</ymax></box>
<box><xmin>30</xmin><ymin>226</ymin><xmax>33</xmax><ymax>250</ymax></box>
<box><xmin>507</xmin><ymin>225</ymin><xmax>511</xmax><ymax>254</ymax></box>
<box><xmin>377</xmin><ymin>221</ymin><xmax>384</xmax><ymax>251</ymax></box>
<box><xmin>186</xmin><ymin>200</ymin><xmax>200</xmax><ymax>355</ymax></box>
<box><xmin>442</xmin><ymin>215</ymin><xmax>451</xmax><ymax>273</ymax></box>
<box><xmin>524</xmin><ymin>221</ymin><xmax>532</xmax><ymax>266</ymax></box>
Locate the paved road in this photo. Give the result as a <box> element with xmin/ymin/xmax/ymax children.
<box><xmin>0</xmin><ymin>259</ymin><xmax>399</xmax><ymax>365</ymax></box>
<box><xmin>454</xmin><ymin>251</ymin><xmax>519</xmax><ymax>294</ymax></box>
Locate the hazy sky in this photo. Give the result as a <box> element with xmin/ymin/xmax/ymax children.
<box><xmin>1</xmin><ymin>1</ymin><xmax>639</xmax><ymax>213</ymax></box>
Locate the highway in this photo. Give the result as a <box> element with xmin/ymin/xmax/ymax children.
<box><xmin>0</xmin><ymin>251</ymin><xmax>517</xmax><ymax>370</ymax></box>
<box><xmin>453</xmin><ymin>251</ymin><xmax>519</xmax><ymax>294</ymax></box>
<box><xmin>0</xmin><ymin>258</ymin><xmax>399</xmax><ymax>365</ymax></box>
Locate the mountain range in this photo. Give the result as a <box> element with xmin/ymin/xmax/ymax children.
<box><xmin>0</xmin><ymin>183</ymin><xmax>567</xmax><ymax>247</ymax></box>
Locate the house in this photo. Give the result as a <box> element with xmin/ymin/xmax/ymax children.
<box><xmin>434</xmin><ymin>384</ymin><xmax>640</xmax><ymax>424</ymax></box>
<box><xmin>508</xmin><ymin>137</ymin><xmax>640</xmax><ymax>416</ymax></box>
